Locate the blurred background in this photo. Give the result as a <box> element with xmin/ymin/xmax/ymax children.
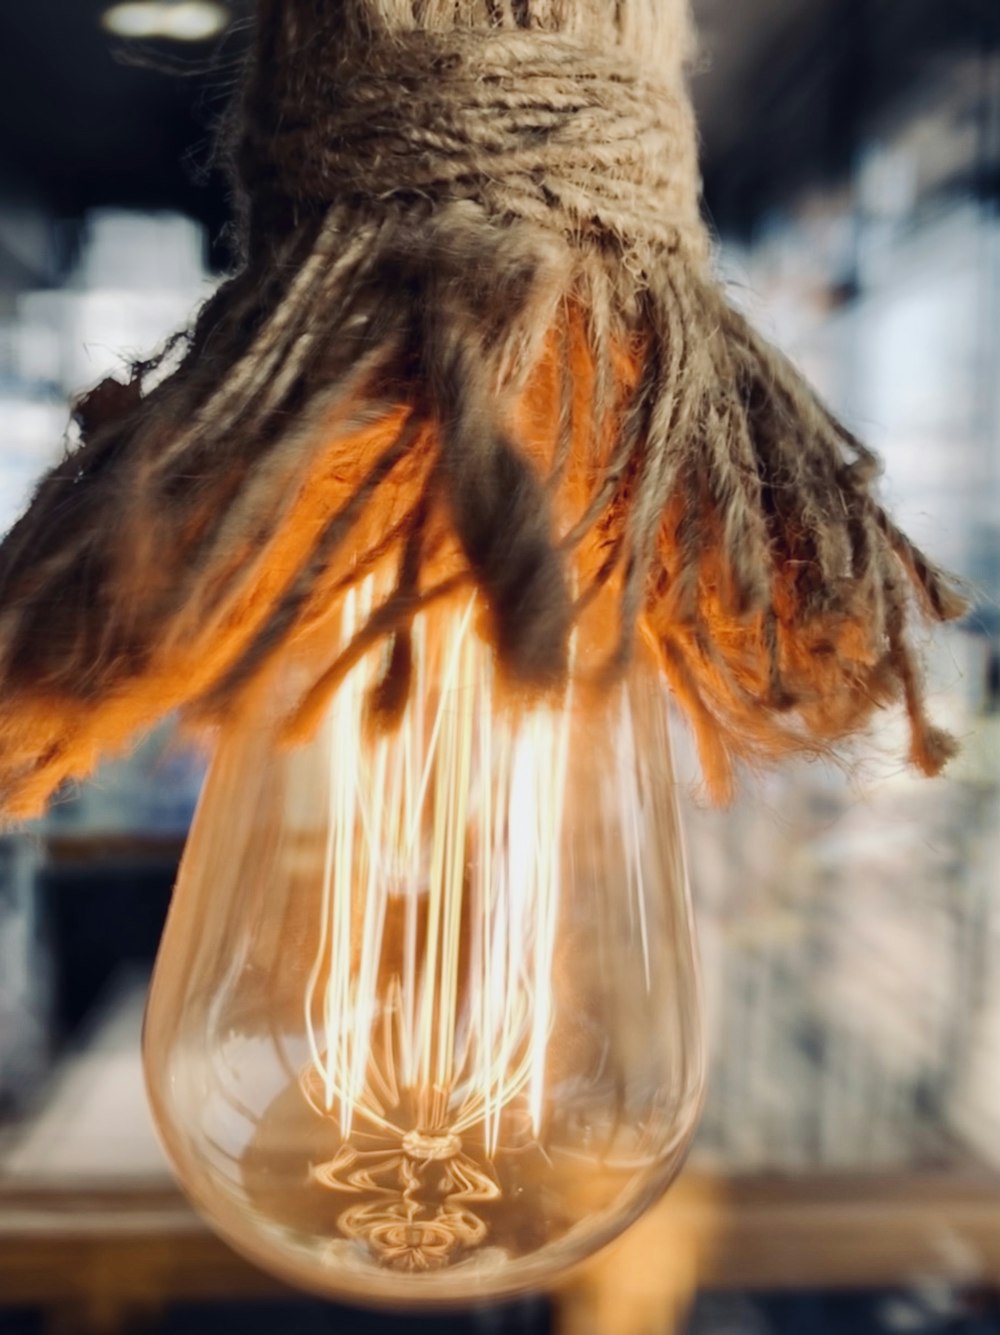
<box><xmin>0</xmin><ymin>0</ymin><xmax>998</xmax><ymax>1332</ymax></box>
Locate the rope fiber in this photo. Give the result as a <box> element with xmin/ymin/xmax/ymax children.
<box><xmin>0</xmin><ymin>0</ymin><xmax>965</xmax><ymax>817</ymax></box>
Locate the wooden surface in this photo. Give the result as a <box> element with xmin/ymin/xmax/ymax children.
<box><xmin>41</xmin><ymin>832</ymin><xmax>186</xmax><ymax>867</ymax></box>
<box><xmin>555</xmin><ymin>1169</ymin><xmax>1000</xmax><ymax>1335</ymax></box>
<box><xmin>2</xmin><ymin>974</ymin><xmax>999</xmax><ymax>1330</ymax></box>
<box><xmin>1</xmin><ymin>1169</ymin><xmax>999</xmax><ymax>1328</ymax></box>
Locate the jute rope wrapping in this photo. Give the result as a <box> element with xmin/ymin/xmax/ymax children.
<box><xmin>0</xmin><ymin>0</ymin><xmax>965</xmax><ymax>819</ymax></box>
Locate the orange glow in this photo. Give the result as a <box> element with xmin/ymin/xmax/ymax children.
<box><xmin>1</xmin><ymin>305</ymin><xmax>907</xmax><ymax>817</ymax></box>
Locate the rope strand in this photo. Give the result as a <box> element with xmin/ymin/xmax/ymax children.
<box><xmin>0</xmin><ymin>0</ymin><xmax>964</xmax><ymax>818</ymax></box>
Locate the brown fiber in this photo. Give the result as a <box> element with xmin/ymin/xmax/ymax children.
<box><xmin>0</xmin><ymin>0</ymin><xmax>965</xmax><ymax>818</ymax></box>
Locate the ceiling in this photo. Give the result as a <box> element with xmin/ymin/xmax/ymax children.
<box><xmin>0</xmin><ymin>0</ymin><xmax>996</xmax><ymax>270</ymax></box>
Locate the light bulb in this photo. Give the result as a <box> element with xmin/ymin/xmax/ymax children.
<box><xmin>144</xmin><ymin>581</ymin><xmax>703</xmax><ymax>1306</ymax></box>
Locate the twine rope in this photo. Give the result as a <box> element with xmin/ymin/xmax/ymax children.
<box><xmin>0</xmin><ymin>0</ymin><xmax>965</xmax><ymax>820</ymax></box>
<box><xmin>243</xmin><ymin>29</ymin><xmax>705</xmax><ymax>256</ymax></box>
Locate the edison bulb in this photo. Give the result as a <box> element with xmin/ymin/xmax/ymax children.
<box><xmin>144</xmin><ymin>583</ymin><xmax>703</xmax><ymax>1306</ymax></box>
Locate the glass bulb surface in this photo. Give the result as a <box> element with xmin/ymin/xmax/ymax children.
<box><xmin>144</xmin><ymin>587</ymin><xmax>704</xmax><ymax>1306</ymax></box>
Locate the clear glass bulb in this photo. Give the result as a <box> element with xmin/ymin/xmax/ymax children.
<box><xmin>144</xmin><ymin>584</ymin><xmax>704</xmax><ymax>1307</ymax></box>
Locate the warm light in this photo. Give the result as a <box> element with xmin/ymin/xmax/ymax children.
<box><xmin>101</xmin><ymin>1</ymin><xmax>230</xmax><ymax>42</ymax></box>
<box><xmin>143</xmin><ymin>581</ymin><xmax>703</xmax><ymax>1305</ymax></box>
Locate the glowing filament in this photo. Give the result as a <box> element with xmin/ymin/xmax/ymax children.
<box><xmin>302</xmin><ymin>582</ymin><xmax>572</xmax><ymax>1157</ymax></box>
